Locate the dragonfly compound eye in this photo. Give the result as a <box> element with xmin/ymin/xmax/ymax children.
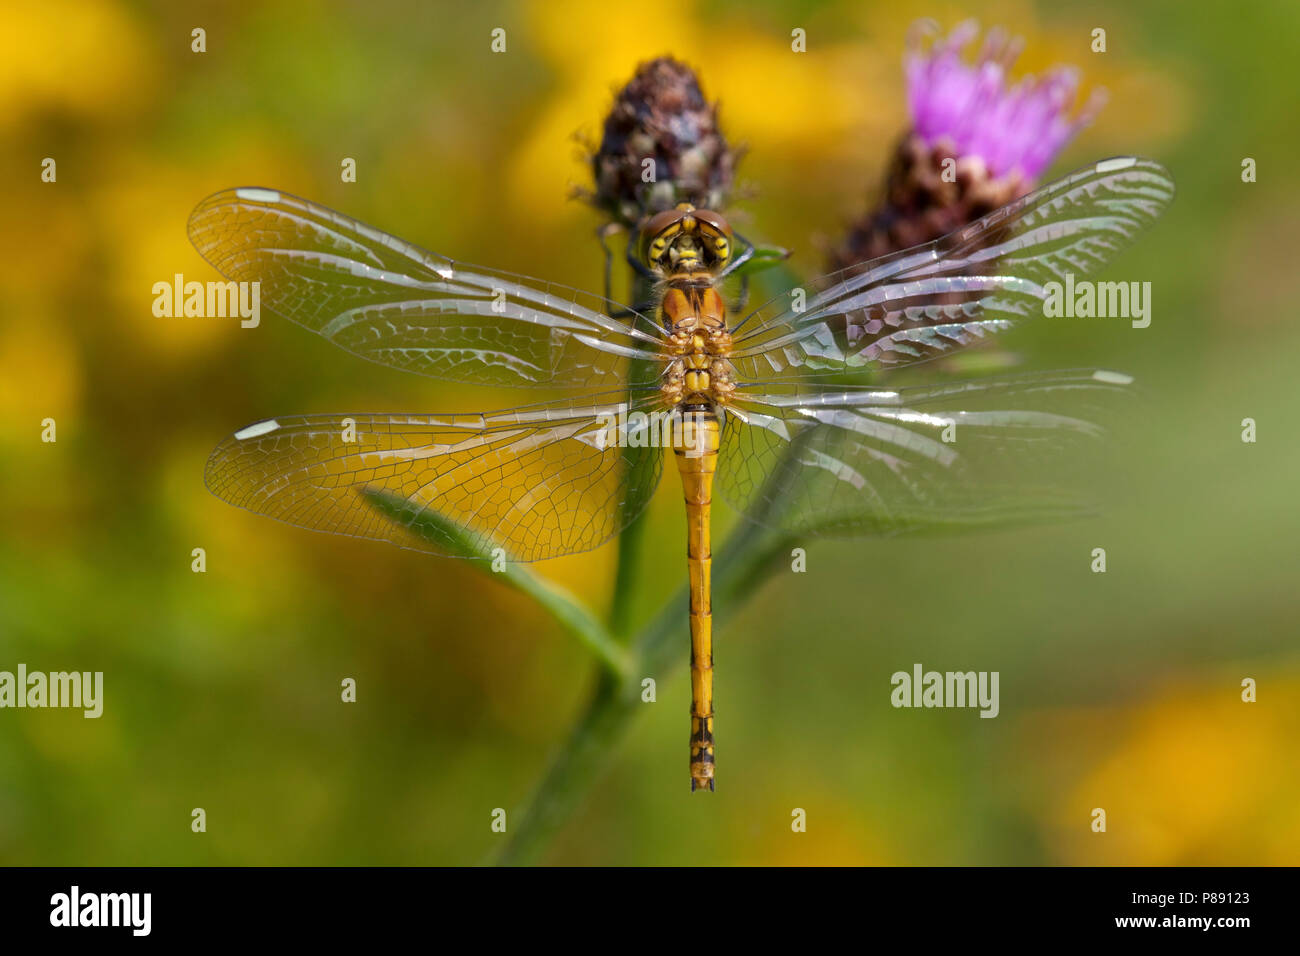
<box><xmin>712</xmin><ymin>235</ymin><xmax>730</xmax><ymax>264</ymax></box>
<box><xmin>692</xmin><ymin>209</ymin><xmax>733</xmax><ymax>268</ymax></box>
<box><xmin>640</xmin><ymin>206</ymin><xmax>691</xmax><ymax>270</ymax></box>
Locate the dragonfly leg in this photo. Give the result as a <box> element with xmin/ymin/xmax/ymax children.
<box><xmin>717</xmin><ymin>234</ymin><xmax>756</xmax><ymax>315</ymax></box>
<box><xmin>624</xmin><ymin>232</ymin><xmax>658</xmax><ymax>281</ymax></box>
<box><xmin>596</xmin><ymin>222</ymin><xmax>624</xmax><ymax>302</ymax></box>
<box><xmin>731</xmin><ymin>274</ymin><xmax>750</xmax><ymax>314</ymax></box>
<box><xmin>716</xmin><ymin>233</ymin><xmax>756</xmax><ymax>279</ymax></box>
<box><xmin>608</xmin><ymin>302</ymin><xmax>659</xmax><ymax>320</ymax></box>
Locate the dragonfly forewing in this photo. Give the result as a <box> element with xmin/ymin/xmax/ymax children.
<box><xmin>188</xmin><ymin>188</ymin><xmax>665</xmax><ymax>389</ymax></box>
<box><xmin>728</xmin><ymin>158</ymin><xmax>1175</xmax><ymax>378</ymax></box>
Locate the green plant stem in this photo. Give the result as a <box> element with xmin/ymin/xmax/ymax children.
<box><xmin>362</xmin><ymin>488</ymin><xmax>629</xmax><ymax>678</ymax></box>
<box><xmin>493</xmin><ymin>517</ymin><xmax>792</xmax><ymax>865</ymax></box>
<box><xmin>608</xmin><ymin>511</ymin><xmax>648</xmax><ymax>639</ymax></box>
<box><xmin>608</xmin><ymin>271</ymin><xmax>661</xmax><ymax>640</ymax></box>
<box><xmin>499</xmin><ymin>566</ymin><xmax>633</xmax><ymax>679</ymax></box>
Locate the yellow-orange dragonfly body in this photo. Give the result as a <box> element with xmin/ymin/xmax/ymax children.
<box><xmin>191</xmin><ymin>157</ymin><xmax>1173</xmax><ymax>791</ymax></box>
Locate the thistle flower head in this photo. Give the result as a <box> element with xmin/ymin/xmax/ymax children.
<box><xmin>905</xmin><ymin>19</ymin><xmax>1104</xmax><ymax>181</ymax></box>
<box><xmin>589</xmin><ymin>56</ymin><xmax>736</xmax><ymax>228</ymax></box>
<box><xmin>829</xmin><ymin>20</ymin><xmax>1104</xmax><ymax>273</ymax></box>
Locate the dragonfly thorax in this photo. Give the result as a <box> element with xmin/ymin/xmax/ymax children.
<box><xmin>661</xmin><ymin>290</ymin><xmax>736</xmax><ymax>408</ymax></box>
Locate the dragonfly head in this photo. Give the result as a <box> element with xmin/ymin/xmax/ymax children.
<box><xmin>639</xmin><ymin>203</ymin><xmax>733</xmax><ymax>275</ymax></box>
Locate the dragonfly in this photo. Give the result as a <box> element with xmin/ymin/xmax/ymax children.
<box><xmin>190</xmin><ymin>156</ymin><xmax>1174</xmax><ymax>792</ymax></box>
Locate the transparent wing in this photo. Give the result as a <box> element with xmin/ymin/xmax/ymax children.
<box><xmin>205</xmin><ymin>392</ymin><xmax>665</xmax><ymax>562</ymax></box>
<box><xmin>728</xmin><ymin>157</ymin><xmax>1174</xmax><ymax>379</ymax></box>
<box><xmin>188</xmin><ymin>188</ymin><xmax>665</xmax><ymax>389</ymax></box>
<box><xmin>720</xmin><ymin>369</ymin><xmax>1134</xmax><ymax>536</ymax></box>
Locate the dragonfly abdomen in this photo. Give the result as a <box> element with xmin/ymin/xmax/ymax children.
<box><xmin>674</xmin><ymin>406</ymin><xmax>721</xmax><ymax>792</ymax></box>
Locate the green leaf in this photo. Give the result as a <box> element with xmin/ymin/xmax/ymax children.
<box><xmin>361</xmin><ymin>489</ymin><xmax>632</xmax><ymax>678</ymax></box>
<box><xmin>732</xmin><ymin>243</ymin><xmax>792</xmax><ymax>277</ymax></box>
<box><xmin>362</xmin><ymin>487</ymin><xmax>492</xmax><ymax>559</ymax></box>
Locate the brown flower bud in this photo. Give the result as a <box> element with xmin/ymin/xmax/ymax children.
<box><xmin>589</xmin><ymin>56</ymin><xmax>737</xmax><ymax>227</ymax></box>
<box><xmin>827</xmin><ymin>133</ymin><xmax>1029</xmax><ymax>275</ymax></box>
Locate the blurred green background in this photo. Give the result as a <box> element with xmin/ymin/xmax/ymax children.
<box><xmin>1</xmin><ymin>0</ymin><xmax>1297</xmax><ymax>865</ymax></box>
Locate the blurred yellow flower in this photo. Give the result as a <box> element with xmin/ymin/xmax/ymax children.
<box><xmin>1023</xmin><ymin>675</ymin><xmax>1300</xmax><ymax>864</ymax></box>
<box><xmin>0</xmin><ymin>0</ymin><xmax>156</xmax><ymax>131</ymax></box>
<box><xmin>0</xmin><ymin>312</ymin><xmax>81</xmax><ymax>441</ymax></box>
<box><xmin>88</xmin><ymin>145</ymin><xmax>313</xmax><ymax>360</ymax></box>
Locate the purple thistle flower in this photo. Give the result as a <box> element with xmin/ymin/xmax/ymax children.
<box><xmin>905</xmin><ymin>19</ymin><xmax>1105</xmax><ymax>181</ymax></box>
<box><xmin>829</xmin><ymin>19</ymin><xmax>1104</xmax><ymax>273</ymax></box>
